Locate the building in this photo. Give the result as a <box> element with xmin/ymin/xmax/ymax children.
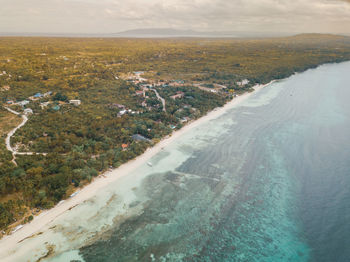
<box><xmin>34</xmin><ymin>93</ymin><xmax>43</xmax><ymax>98</ymax></box>
<box><xmin>170</xmin><ymin>91</ymin><xmax>185</xmax><ymax>100</ymax></box>
<box><xmin>117</xmin><ymin>109</ymin><xmax>127</xmax><ymax>117</ymax></box>
<box><xmin>180</xmin><ymin>117</ymin><xmax>191</xmax><ymax>123</ymax></box>
<box><xmin>18</xmin><ymin>100</ymin><xmax>30</xmax><ymax>106</ymax></box>
<box><xmin>40</xmin><ymin>101</ymin><xmax>51</xmax><ymax>109</ymax></box>
<box><xmin>121</xmin><ymin>144</ymin><xmax>129</xmax><ymax>150</ymax></box>
<box><xmin>69</xmin><ymin>100</ymin><xmax>81</xmax><ymax>106</ymax></box>
<box><xmin>237</xmin><ymin>79</ymin><xmax>250</xmax><ymax>87</ymax></box>
<box><xmin>23</xmin><ymin>108</ymin><xmax>33</xmax><ymax>115</ymax></box>
<box><xmin>132</xmin><ymin>134</ymin><xmax>151</xmax><ymax>142</ymax></box>
<box><xmin>43</xmin><ymin>91</ymin><xmax>52</xmax><ymax>97</ymax></box>
<box><xmin>52</xmin><ymin>105</ymin><xmax>60</xmax><ymax>111</ymax></box>
<box><xmin>135</xmin><ymin>90</ymin><xmax>144</xmax><ymax>96</ymax></box>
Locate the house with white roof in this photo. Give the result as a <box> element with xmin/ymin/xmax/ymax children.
<box><xmin>24</xmin><ymin>108</ymin><xmax>33</xmax><ymax>115</ymax></box>
<box><xmin>69</xmin><ymin>100</ymin><xmax>81</xmax><ymax>106</ymax></box>
<box><xmin>17</xmin><ymin>100</ymin><xmax>30</xmax><ymax>106</ymax></box>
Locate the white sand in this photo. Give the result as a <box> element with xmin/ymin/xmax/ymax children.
<box><xmin>0</xmin><ymin>82</ymin><xmax>273</xmax><ymax>259</ymax></box>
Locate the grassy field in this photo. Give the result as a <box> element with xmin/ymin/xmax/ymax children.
<box><xmin>0</xmin><ymin>110</ymin><xmax>21</xmax><ymax>138</ymax></box>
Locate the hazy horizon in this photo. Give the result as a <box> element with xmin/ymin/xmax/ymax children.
<box><xmin>1</xmin><ymin>0</ymin><xmax>350</xmax><ymax>36</ymax></box>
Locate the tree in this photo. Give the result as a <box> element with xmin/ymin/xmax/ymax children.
<box><xmin>53</xmin><ymin>92</ymin><xmax>68</xmax><ymax>102</ymax></box>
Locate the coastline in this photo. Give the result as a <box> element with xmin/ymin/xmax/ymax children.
<box><xmin>0</xmin><ymin>80</ymin><xmax>274</xmax><ymax>259</ymax></box>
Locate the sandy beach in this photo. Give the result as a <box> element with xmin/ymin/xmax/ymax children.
<box><xmin>0</xmin><ymin>81</ymin><xmax>273</xmax><ymax>260</ymax></box>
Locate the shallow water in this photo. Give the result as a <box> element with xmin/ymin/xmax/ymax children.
<box><xmin>11</xmin><ymin>62</ymin><xmax>350</xmax><ymax>261</ymax></box>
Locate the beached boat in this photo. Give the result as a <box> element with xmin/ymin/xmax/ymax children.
<box><xmin>12</xmin><ymin>225</ymin><xmax>23</xmax><ymax>233</ymax></box>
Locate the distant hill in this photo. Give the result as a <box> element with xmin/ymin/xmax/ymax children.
<box><xmin>1</xmin><ymin>30</ymin><xmax>347</xmax><ymax>39</ymax></box>
<box><xmin>112</xmin><ymin>28</ymin><xmax>290</xmax><ymax>38</ymax></box>
<box><xmin>115</xmin><ymin>28</ymin><xmax>204</xmax><ymax>37</ymax></box>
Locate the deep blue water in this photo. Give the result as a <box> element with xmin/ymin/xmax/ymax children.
<box><xmin>75</xmin><ymin>62</ymin><xmax>350</xmax><ymax>262</ymax></box>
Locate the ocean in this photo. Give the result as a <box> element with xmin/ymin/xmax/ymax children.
<box><xmin>7</xmin><ymin>62</ymin><xmax>350</xmax><ymax>261</ymax></box>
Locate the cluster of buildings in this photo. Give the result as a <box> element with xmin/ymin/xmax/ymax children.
<box><xmin>5</xmin><ymin>91</ymin><xmax>81</xmax><ymax>115</ymax></box>
<box><xmin>28</xmin><ymin>91</ymin><xmax>52</xmax><ymax>101</ymax></box>
<box><xmin>126</xmin><ymin>71</ymin><xmax>147</xmax><ymax>84</ymax></box>
<box><xmin>127</xmin><ymin>70</ymin><xmax>248</xmax><ymax>99</ymax></box>
<box><xmin>120</xmin><ymin>71</ymin><xmax>250</xmax><ymax>122</ymax></box>
<box><xmin>109</xmin><ymin>103</ymin><xmax>138</xmax><ymax>117</ymax></box>
<box><xmin>6</xmin><ymin>92</ymin><xmax>53</xmax><ymax>115</ymax></box>
<box><xmin>126</xmin><ymin>72</ymin><xmax>187</xmax><ymax>109</ymax></box>
<box><xmin>6</xmin><ymin>91</ymin><xmax>54</xmax><ymax>107</ymax></box>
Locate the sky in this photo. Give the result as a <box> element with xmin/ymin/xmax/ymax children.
<box><xmin>0</xmin><ymin>0</ymin><xmax>350</xmax><ymax>35</ymax></box>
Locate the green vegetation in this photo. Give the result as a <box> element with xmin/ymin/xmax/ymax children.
<box><xmin>0</xmin><ymin>108</ymin><xmax>21</xmax><ymax>163</ymax></box>
<box><xmin>1</xmin><ymin>34</ymin><xmax>350</xmax><ymax>232</ymax></box>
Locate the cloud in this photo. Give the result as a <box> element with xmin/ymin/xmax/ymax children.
<box><xmin>0</xmin><ymin>0</ymin><xmax>349</xmax><ymax>34</ymax></box>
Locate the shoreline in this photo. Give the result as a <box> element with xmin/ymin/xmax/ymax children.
<box><xmin>0</xmin><ymin>80</ymin><xmax>274</xmax><ymax>258</ymax></box>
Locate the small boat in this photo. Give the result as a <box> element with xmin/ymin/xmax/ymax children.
<box><xmin>70</xmin><ymin>190</ymin><xmax>80</xmax><ymax>198</ymax></box>
<box><xmin>147</xmin><ymin>162</ymin><xmax>153</xmax><ymax>167</ymax></box>
<box><xmin>12</xmin><ymin>225</ymin><xmax>23</xmax><ymax>233</ymax></box>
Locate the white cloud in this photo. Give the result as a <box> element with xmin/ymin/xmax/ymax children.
<box><xmin>0</xmin><ymin>0</ymin><xmax>349</xmax><ymax>34</ymax></box>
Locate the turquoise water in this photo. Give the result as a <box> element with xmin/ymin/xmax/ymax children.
<box><xmin>10</xmin><ymin>62</ymin><xmax>350</xmax><ymax>261</ymax></box>
<box><xmin>75</xmin><ymin>62</ymin><xmax>350</xmax><ymax>261</ymax></box>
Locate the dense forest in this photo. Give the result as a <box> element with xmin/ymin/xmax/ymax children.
<box><xmin>1</xmin><ymin>34</ymin><xmax>350</xmax><ymax>233</ymax></box>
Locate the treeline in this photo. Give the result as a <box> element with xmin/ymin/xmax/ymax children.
<box><xmin>1</xmin><ymin>34</ymin><xmax>350</xmax><ymax>231</ymax></box>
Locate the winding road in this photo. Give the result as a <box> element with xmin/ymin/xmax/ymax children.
<box><xmin>4</xmin><ymin>107</ymin><xmax>46</xmax><ymax>164</ymax></box>
<box><xmin>150</xmin><ymin>88</ymin><xmax>166</xmax><ymax>112</ymax></box>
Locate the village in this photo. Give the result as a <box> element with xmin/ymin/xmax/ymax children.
<box><xmin>4</xmin><ymin>90</ymin><xmax>81</xmax><ymax>115</ymax></box>
<box><xmin>2</xmin><ymin>65</ymin><xmax>250</xmax><ymax>120</ymax></box>
<box><xmin>125</xmin><ymin>70</ymin><xmax>249</xmax><ymax>99</ymax></box>
<box><xmin>1</xmin><ymin>69</ymin><xmax>251</xmax><ymax>155</ymax></box>
<box><xmin>121</xmin><ymin>70</ymin><xmax>250</xmax><ymax>122</ymax></box>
